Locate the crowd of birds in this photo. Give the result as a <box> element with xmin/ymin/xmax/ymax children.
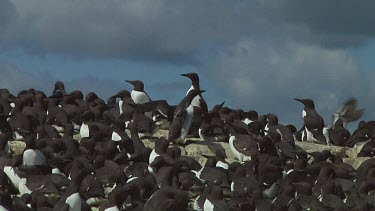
<box><xmin>0</xmin><ymin>72</ymin><xmax>375</xmax><ymax>210</ymax></box>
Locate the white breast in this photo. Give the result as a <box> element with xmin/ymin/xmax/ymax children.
<box><xmin>104</xmin><ymin>206</ymin><xmax>120</xmax><ymax>211</ymax></box>
<box><xmin>131</xmin><ymin>91</ymin><xmax>150</xmax><ymax>104</ymax></box>
<box><xmin>4</xmin><ymin>166</ymin><xmax>22</xmax><ymax>189</ymax></box>
<box><xmin>13</xmin><ymin>131</ymin><xmax>23</xmax><ymax>141</ymax></box>
<box><xmin>18</xmin><ymin>178</ymin><xmax>32</xmax><ymax>195</ymax></box>
<box><xmin>52</xmin><ymin>168</ymin><xmax>65</xmax><ymax>176</ymax></box>
<box><xmin>229</xmin><ymin>135</ymin><xmax>251</xmax><ymax>162</ymax></box>
<box><xmin>193</xmin><ymin>196</ymin><xmax>202</xmax><ymax>211</ymax></box>
<box><xmin>242</xmin><ymin>118</ymin><xmax>253</xmax><ymax>125</ymax></box>
<box><xmin>112</xmin><ymin>131</ymin><xmax>122</xmax><ymax>142</ymax></box>
<box><xmin>191</xmin><ymin>168</ymin><xmax>204</xmax><ymax>182</ymax></box>
<box><xmin>22</xmin><ymin>149</ymin><xmax>47</xmax><ymax>166</ymax></box>
<box><xmin>149</xmin><ymin>149</ymin><xmax>160</xmax><ymax>165</ymax></box>
<box><xmin>65</xmin><ymin>193</ymin><xmax>82</xmax><ymax>211</ymax></box>
<box><xmin>180</xmin><ymin>105</ymin><xmax>194</xmax><ymax>140</ymax></box>
<box><xmin>264</xmin><ymin>124</ymin><xmax>269</xmax><ymax>135</ymax></box>
<box><xmin>216</xmin><ymin>161</ymin><xmax>229</xmax><ymax>169</ymax></box>
<box><xmin>0</xmin><ymin>205</ymin><xmax>8</xmax><ymax>211</ymax></box>
<box><xmin>119</xmin><ymin>100</ymin><xmax>123</xmax><ymax>114</ymax></box>
<box><xmin>186</xmin><ymin>85</ymin><xmax>194</xmax><ymax>96</ymax></box>
<box><xmin>80</xmin><ymin>123</ymin><xmax>89</xmax><ymax>138</ymax></box>
<box><xmin>186</xmin><ymin>85</ymin><xmax>203</xmax><ymax>108</ymax></box>
<box><xmin>203</xmin><ymin>199</ymin><xmax>215</xmax><ymax>211</ymax></box>
<box><xmin>126</xmin><ymin>177</ymin><xmax>138</xmax><ymax>184</ymax></box>
<box><xmin>191</xmin><ymin>95</ymin><xmax>202</xmax><ymax>108</ymax></box>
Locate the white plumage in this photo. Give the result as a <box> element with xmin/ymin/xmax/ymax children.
<box><xmin>131</xmin><ymin>90</ymin><xmax>151</xmax><ymax>104</ymax></box>
<box><xmin>111</xmin><ymin>131</ymin><xmax>122</xmax><ymax>142</ymax></box>
<box><xmin>65</xmin><ymin>193</ymin><xmax>82</xmax><ymax>211</ymax></box>
<box><xmin>203</xmin><ymin>199</ymin><xmax>215</xmax><ymax>211</ymax></box>
<box><xmin>229</xmin><ymin>135</ymin><xmax>252</xmax><ymax>162</ymax></box>
<box><xmin>80</xmin><ymin>123</ymin><xmax>89</xmax><ymax>138</ymax></box>
<box><xmin>180</xmin><ymin>105</ymin><xmax>194</xmax><ymax>140</ymax></box>
<box><xmin>186</xmin><ymin>85</ymin><xmax>202</xmax><ymax>108</ymax></box>
<box><xmin>22</xmin><ymin>149</ymin><xmax>47</xmax><ymax>166</ymax></box>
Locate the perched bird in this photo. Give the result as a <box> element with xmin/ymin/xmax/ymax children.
<box><xmin>294</xmin><ymin>98</ymin><xmax>326</xmax><ymax>144</ymax></box>
<box><xmin>181</xmin><ymin>73</ymin><xmax>208</xmax><ymax>113</ymax></box>
<box><xmin>168</xmin><ymin>89</ymin><xmax>205</xmax><ymax>144</ymax></box>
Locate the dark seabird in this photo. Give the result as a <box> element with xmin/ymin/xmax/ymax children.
<box><xmin>53</xmin><ymin>169</ymin><xmax>90</xmax><ymax>211</ymax></box>
<box><xmin>333</xmin><ymin>98</ymin><xmax>364</xmax><ymax>128</ymax></box>
<box><xmin>52</xmin><ymin>81</ymin><xmax>68</xmax><ymax>95</ymax></box>
<box><xmin>327</xmin><ymin>118</ymin><xmax>351</xmax><ymax>146</ymax></box>
<box><xmin>143</xmin><ymin>187</ymin><xmax>189</xmax><ymax>211</ymax></box>
<box><xmin>125</xmin><ymin>80</ymin><xmax>151</xmax><ymax>105</ymax></box>
<box><xmin>168</xmin><ymin>89</ymin><xmax>205</xmax><ymax>144</ymax></box>
<box><xmin>294</xmin><ymin>98</ymin><xmax>326</xmax><ymax>144</ymax></box>
<box><xmin>181</xmin><ymin>73</ymin><xmax>208</xmax><ymax>113</ymax></box>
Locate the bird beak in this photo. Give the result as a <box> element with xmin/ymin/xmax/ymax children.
<box><xmin>200</xmin><ymin>90</ymin><xmax>206</xmax><ymax>93</ymax></box>
<box><xmin>125</xmin><ymin>80</ymin><xmax>134</xmax><ymax>85</ymax></box>
<box><xmin>294</xmin><ymin>98</ymin><xmax>303</xmax><ymax>103</ymax></box>
<box><xmin>181</xmin><ymin>73</ymin><xmax>188</xmax><ymax>77</ymax></box>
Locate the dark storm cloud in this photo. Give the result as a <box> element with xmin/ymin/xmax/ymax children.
<box><xmin>0</xmin><ymin>0</ymin><xmax>16</xmax><ymax>36</ymax></box>
<box><xmin>3</xmin><ymin>0</ymin><xmax>262</xmax><ymax>63</ymax></box>
<box><xmin>258</xmin><ymin>0</ymin><xmax>375</xmax><ymax>48</ymax></box>
<box><xmin>0</xmin><ymin>64</ymin><xmax>124</xmax><ymax>99</ymax></box>
<box><xmin>203</xmin><ymin>37</ymin><xmax>371</xmax><ymax>126</ymax></box>
<box><xmin>2</xmin><ymin>0</ymin><xmax>375</xmax><ymax>61</ymax></box>
<box><xmin>0</xmin><ymin>64</ymin><xmax>55</xmax><ymax>93</ymax></box>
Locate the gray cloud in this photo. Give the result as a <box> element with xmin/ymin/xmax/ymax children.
<box><xmin>0</xmin><ymin>0</ymin><xmax>16</xmax><ymax>37</ymax></box>
<box><xmin>2</xmin><ymin>0</ymin><xmax>261</xmax><ymax>63</ymax></box>
<box><xmin>203</xmin><ymin>37</ymin><xmax>370</xmax><ymax>126</ymax></box>
<box><xmin>3</xmin><ymin>0</ymin><xmax>373</xmax><ymax>62</ymax></box>
<box><xmin>0</xmin><ymin>64</ymin><xmax>126</xmax><ymax>99</ymax></box>
<box><xmin>0</xmin><ymin>64</ymin><xmax>54</xmax><ymax>93</ymax></box>
<box><xmin>258</xmin><ymin>0</ymin><xmax>375</xmax><ymax>48</ymax></box>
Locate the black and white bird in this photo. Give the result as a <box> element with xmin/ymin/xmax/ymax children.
<box><xmin>168</xmin><ymin>89</ymin><xmax>205</xmax><ymax>144</ymax></box>
<box><xmin>125</xmin><ymin>80</ymin><xmax>152</xmax><ymax>118</ymax></box>
<box><xmin>294</xmin><ymin>98</ymin><xmax>326</xmax><ymax>144</ymax></box>
<box><xmin>181</xmin><ymin>73</ymin><xmax>208</xmax><ymax>113</ymax></box>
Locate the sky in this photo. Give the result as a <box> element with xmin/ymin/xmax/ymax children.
<box><xmin>1</xmin><ymin>0</ymin><xmax>375</xmax><ymax>128</ymax></box>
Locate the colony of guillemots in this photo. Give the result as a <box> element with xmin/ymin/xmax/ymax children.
<box><xmin>0</xmin><ymin>73</ymin><xmax>375</xmax><ymax>211</ymax></box>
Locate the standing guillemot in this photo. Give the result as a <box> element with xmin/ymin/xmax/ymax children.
<box><xmin>125</xmin><ymin>80</ymin><xmax>152</xmax><ymax>119</ymax></box>
<box><xmin>181</xmin><ymin>73</ymin><xmax>208</xmax><ymax>113</ymax></box>
<box><xmin>168</xmin><ymin>89</ymin><xmax>205</xmax><ymax>145</ymax></box>
<box><xmin>294</xmin><ymin>98</ymin><xmax>326</xmax><ymax>144</ymax></box>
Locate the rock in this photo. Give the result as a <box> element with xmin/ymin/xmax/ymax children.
<box><xmin>142</xmin><ymin>138</ymin><xmax>155</xmax><ymax>149</ymax></box>
<box><xmin>9</xmin><ymin>141</ymin><xmax>26</xmax><ymax>155</ymax></box>
<box><xmin>345</xmin><ymin>140</ymin><xmax>371</xmax><ymax>158</ymax></box>
<box><xmin>139</xmin><ymin>129</ymin><xmax>168</xmax><ymax>139</ymax></box>
<box><xmin>184</xmin><ymin>142</ymin><xmax>235</xmax><ymax>160</ymax></box>
<box><xmin>343</xmin><ymin>157</ymin><xmax>372</xmax><ymax>170</ymax></box>
<box><xmin>295</xmin><ymin>142</ymin><xmax>348</xmax><ymax>157</ymax></box>
<box><xmin>73</xmin><ymin>133</ymin><xmax>81</xmax><ymax>142</ymax></box>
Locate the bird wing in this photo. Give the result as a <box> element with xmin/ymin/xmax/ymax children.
<box><xmin>233</xmin><ymin>135</ymin><xmax>259</xmax><ymax>156</ymax></box>
<box><xmin>333</xmin><ymin>98</ymin><xmax>365</xmax><ymax>124</ymax></box>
